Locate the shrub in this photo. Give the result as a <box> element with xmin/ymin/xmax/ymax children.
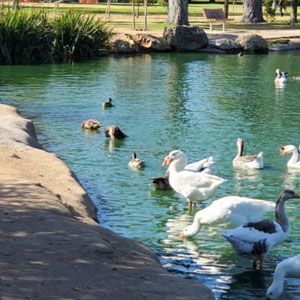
<box><xmin>51</xmin><ymin>11</ymin><xmax>113</xmax><ymax>62</ymax></box>
<box><xmin>0</xmin><ymin>9</ymin><xmax>112</xmax><ymax>64</ymax></box>
<box><xmin>0</xmin><ymin>9</ymin><xmax>53</xmax><ymax>64</ymax></box>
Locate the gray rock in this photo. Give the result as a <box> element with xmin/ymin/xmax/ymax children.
<box><xmin>236</xmin><ymin>34</ymin><xmax>268</xmax><ymax>53</ymax></box>
<box><xmin>132</xmin><ymin>34</ymin><xmax>171</xmax><ymax>51</ymax></box>
<box><xmin>109</xmin><ymin>34</ymin><xmax>140</xmax><ymax>53</ymax></box>
<box><xmin>213</xmin><ymin>38</ymin><xmax>241</xmax><ymax>53</ymax></box>
<box><xmin>163</xmin><ymin>25</ymin><xmax>208</xmax><ymax>51</ymax></box>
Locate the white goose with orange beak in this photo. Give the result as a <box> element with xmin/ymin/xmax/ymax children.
<box><xmin>162</xmin><ymin>150</ymin><xmax>226</xmax><ymax>211</ymax></box>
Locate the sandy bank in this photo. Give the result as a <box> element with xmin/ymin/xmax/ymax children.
<box><xmin>0</xmin><ymin>103</ymin><xmax>214</xmax><ymax>300</ymax></box>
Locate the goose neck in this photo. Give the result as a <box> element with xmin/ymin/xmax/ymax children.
<box><xmin>275</xmin><ymin>199</ymin><xmax>289</xmax><ymax>232</ymax></box>
<box><xmin>288</xmin><ymin>147</ymin><xmax>299</xmax><ymax>166</ymax></box>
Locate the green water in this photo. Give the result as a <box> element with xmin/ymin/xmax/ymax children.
<box><xmin>1</xmin><ymin>52</ymin><xmax>300</xmax><ymax>299</ymax></box>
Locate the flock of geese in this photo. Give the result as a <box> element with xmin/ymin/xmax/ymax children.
<box><xmin>82</xmin><ymin>72</ymin><xmax>299</xmax><ymax>299</ymax></box>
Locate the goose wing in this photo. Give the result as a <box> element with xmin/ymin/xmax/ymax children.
<box><xmin>185</xmin><ymin>156</ymin><xmax>214</xmax><ymax>172</ymax></box>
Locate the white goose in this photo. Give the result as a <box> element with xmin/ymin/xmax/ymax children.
<box><xmin>222</xmin><ymin>190</ymin><xmax>300</xmax><ymax>270</ymax></box>
<box><xmin>233</xmin><ymin>138</ymin><xmax>264</xmax><ymax>169</ymax></box>
<box><xmin>152</xmin><ymin>155</ymin><xmax>214</xmax><ymax>190</ymax></box>
<box><xmin>275</xmin><ymin>69</ymin><xmax>288</xmax><ymax>84</ymax></box>
<box><xmin>280</xmin><ymin>144</ymin><xmax>300</xmax><ymax>169</ymax></box>
<box><xmin>266</xmin><ymin>254</ymin><xmax>300</xmax><ymax>299</ymax></box>
<box><xmin>179</xmin><ymin>196</ymin><xmax>275</xmax><ymax>238</ymax></box>
<box><xmin>162</xmin><ymin>150</ymin><xmax>226</xmax><ymax>211</ymax></box>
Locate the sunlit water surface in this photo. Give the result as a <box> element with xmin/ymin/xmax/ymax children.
<box><xmin>1</xmin><ymin>52</ymin><xmax>300</xmax><ymax>299</ymax></box>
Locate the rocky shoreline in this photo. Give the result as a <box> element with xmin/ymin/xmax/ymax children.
<box><xmin>0</xmin><ymin>103</ymin><xmax>215</xmax><ymax>300</ymax></box>
<box><xmin>109</xmin><ymin>25</ymin><xmax>300</xmax><ymax>54</ymax></box>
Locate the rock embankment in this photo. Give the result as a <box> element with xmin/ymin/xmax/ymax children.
<box><xmin>109</xmin><ymin>25</ymin><xmax>300</xmax><ymax>54</ymax></box>
<box><xmin>0</xmin><ymin>103</ymin><xmax>214</xmax><ymax>300</ymax></box>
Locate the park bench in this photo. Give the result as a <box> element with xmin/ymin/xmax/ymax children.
<box><xmin>203</xmin><ymin>8</ymin><xmax>229</xmax><ymax>32</ymax></box>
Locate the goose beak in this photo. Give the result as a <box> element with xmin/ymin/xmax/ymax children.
<box><xmin>294</xmin><ymin>192</ymin><xmax>300</xmax><ymax>198</ymax></box>
<box><xmin>279</xmin><ymin>146</ymin><xmax>286</xmax><ymax>155</ymax></box>
<box><xmin>179</xmin><ymin>232</ymin><xmax>185</xmax><ymax>239</ymax></box>
<box><xmin>162</xmin><ymin>156</ymin><xmax>173</xmax><ymax>167</ymax></box>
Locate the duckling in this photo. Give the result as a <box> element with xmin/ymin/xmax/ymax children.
<box><xmin>102</xmin><ymin>97</ymin><xmax>113</xmax><ymax>109</ymax></box>
<box><xmin>81</xmin><ymin>119</ymin><xmax>102</xmax><ymax>130</ymax></box>
<box><xmin>128</xmin><ymin>152</ymin><xmax>145</xmax><ymax>169</ymax></box>
<box><xmin>104</xmin><ymin>125</ymin><xmax>127</xmax><ymax>140</ymax></box>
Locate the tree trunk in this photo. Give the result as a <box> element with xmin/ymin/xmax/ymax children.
<box><xmin>167</xmin><ymin>0</ymin><xmax>189</xmax><ymax>25</ymax></box>
<box><xmin>12</xmin><ymin>0</ymin><xmax>19</xmax><ymax>10</ymax></box>
<box><xmin>290</xmin><ymin>0</ymin><xmax>298</xmax><ymax>23</ymax></box>
<box><xmin>144</xmin><ymin>0</ymin><xmax>148</xmax><ymax>30</ymax></box>
<box><xmin>224</xmin><ymin>0</ymin><xmax>229</xmax><ymax>18</ymax></box>
<box><xmin>241</xmin><ymin>0</ymin><xmax>265</xmax><ymax>23</ymax></box>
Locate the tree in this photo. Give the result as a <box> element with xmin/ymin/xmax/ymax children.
<box><xmin>12</xmin><ymin>0</ymin><xmax>19</xmax><ymax>10</ymax></box>
<box><xmin>167</xmin><ymin>0</ymin><xmax>189</xmax><ymax>25</ymax></box>
<box><xmin>290</xmin><ymin>0</ymin><xmax>298</xmax><ymax>23</ymax></box>
<box><xmin>241</xmin><ymin>0</ymin><xmax>265</xmax><ymax>23</ymax></box>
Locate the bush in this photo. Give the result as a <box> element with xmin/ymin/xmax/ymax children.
<box><xmin>51</xmin><ymin>11</ymin><xmax>112</xmax><ymax>62</ymax></box>
<box><xmin>0</xmin><ymin>9</ymin><xmax>113</xmax><ymax>65</ymax></box>
<box><xmin>0</xmin><ymin>10</ymin><xmax>53</xmax><ymax>64</ymax></box>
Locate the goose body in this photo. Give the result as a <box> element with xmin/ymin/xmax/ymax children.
<box><xmin>233</xmin><ymin>138</ymin><xmax>264</xmax><ymax>169</ymax></box>
<box><xmin>275</xmin><ymin>69</ymin><xmax>288</xmax><ymax>84</ymax></box>
<box><xmin>222</xmin><ymin>190</ymin><xmax>300</xmax><ymax>269</ymax></box>
<box><xmin>152</xmin><ymin>156</ymin><xmax>214</xmax><ymax>190</ymax></box>
<box><xmin>162</xmin><ymin>150</ymin><xmax>225</xmax><ymax>210</ymax></box>
<box><xmin>81</xmin><ymin>119</ymin><xmax>102</xmax><ymax>130</ymax></box>
<box><xmin>128</xmin><ymin>152</ymin><xmax>145</xmax><ymax>169</ymax></box>
<box><xmin>180</xmin><ymin>196</ymin><xmax>275</xmax><ymax>238</ymax></box>
<box><xmin>266</xmin><ymin>254</ymin><xmax>300</xmax><ymax>299</ymax></box>
<box><xmin>280</xmin><ymin>144</ymin><xmax>300</xmax><ymax>169</ymax></box>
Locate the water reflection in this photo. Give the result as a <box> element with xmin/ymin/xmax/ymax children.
<box><xmin>281</xmin><ymin>169</ymin><xmax>300</xmax><ymax>190</ymax></box>
<box><xmin>104</xmin><ymin>138</ymin><xmax>125</xmax><ymax>152</ymax></box>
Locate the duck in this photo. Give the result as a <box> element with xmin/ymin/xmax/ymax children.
<box><xmin>293</xmin><ymin>75</ymin><xmax>300</xmax><ymax>80</ymax></box>
<box><xmin>232</xmin><ymin>138</ymin><xmax>264</xmax><ymax>169</ymax></box>
<box><xmin>162</xmin><ymin>150</ymin><xmax>226</xmax><ymax>211</ymax></box>
<box><xmin>280</xmin><ymin>144</ymin><xmax>300</xmax><ymax>169</ymax></box>
<box><xmin>266</xmin><ymin>253</ymin><xmax>300</xmax><ymax>299</ymax></box>
<box><xmin>102</xmin><ymin>97</ymin><xmax>113</xmax><ymax>109</ymax></box>
<box><xmin>128</xmin><ymin>152</ymin><xmax>145</xmax><ymax>169</ymax></box>
<box><xmin>152</xmin><ymin>156</ymin><xmax>214</xmax><ymax>190</ymax></box>
<box><xmin>104</xmin><ymin>125</ymin><xmax>127</xmax><ymax>140</ymax></box>
<box><xmin>275</xmin><ymin>69</ymin><xmax>288</xmax><ymax>84</ymax></box>
<box><xmin>222</xmin><ymin>190</ymin><xmax>300</xmax><ymax>270</ymax></box>
<box><xmin>179</xmin><ymin>195</ymin><xmax>275</xmax><ymax>238</ymax></box>
<box><xmin>81</xmin><ymin>119</ymin><xmax>102</xmax><ymax>130</ymax></box>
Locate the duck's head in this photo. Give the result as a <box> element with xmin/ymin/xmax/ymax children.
<box><xmin>179</xmin><ymin>224</ymin><xmax>200</xmax><ymax>239</ymax></box>
<box><xmin>280</xmin><ymin>145</ymin><xmax>297</xmax><ymax>155</ymax></box>
<box><xmin>162</xmin><ymin>150</ymin><xmax>187</xmax><ymax>167</ymax></box>
<box><xmin>131</xmin><ymin>152</ymin><xmax>137</xmax><ymax>160</ymax></box>
<box><xmin>275</xmin><ymin>68</ymin><xmax>281</xmax><ymax>76</ymax></box>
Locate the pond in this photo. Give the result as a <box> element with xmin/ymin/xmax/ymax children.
<box><xmin>1</xmin><ymin>51</ymin><xmax>300</xmax><ymax>299</ymax></box>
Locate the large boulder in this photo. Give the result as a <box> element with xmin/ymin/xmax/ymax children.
<box><xmin>236</xmin><ymin>34</ymin><xmax>268</xmax><ymax>53</ymax></box>
<box><xmin>210</xmin><ymin>38</ymin><xmax>241</xmax><ymax>53</ymax></box>
<box><xmin>163</xmin><ymin>25</ymin><xmax>208</xmax><ymax>51</ymax></box>
<box><xmin>109</xmin><ymin>34</ymin><xmax>140</xmax><ymax>53</ymax></box>
<box><xmin>132</xmin><ymin>34</ymin><xmax>171</xmax><ymax>52</ymax></box>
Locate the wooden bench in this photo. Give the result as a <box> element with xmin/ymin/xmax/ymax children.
<box><xmin>203</xmin><ymin>8</ymin><xmax>228</xmax><ymax>32</ymax></box>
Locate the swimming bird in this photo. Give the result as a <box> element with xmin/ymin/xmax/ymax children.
<box><xmin>232</xmin><ymin>138</ymin><xmax>264</xmax><ymax>169</ymax></box>
<box><xmin>104</xmin><ymin>125</ymin><xmax>127</xmax><ymax>140</ymax></box>
<box><xmin>162</xmin><ymin>150</ymin><xmax>226</xmax><ymax>211</ymax></box>
<box><xmin>280</xmin><ymin>144</ymin><xmax>300</xmax><ymax>169</ymax></box>
<box><xmin>152</xmin><ymin>156</ymin><xmax>214</xmax><ymax>190</ymax></box>
<box><xmin>266</xmin><ymin>253</ymin><xmax>300</xmax><ymax>299</ymax></box>
<box><xmin>128</xmin><ymin>152</ymin><xmax>145</xmax><ymax>169</ymax></box>
<box><xmin>275</xmin><ymin>69</ymin><xmax>288</xmax><ymax>84</ymax></box>
<box><xmin>222</xmin><ymin>190</ymin><xmax>300</xmax><ymax>270</ymax></box>
<box><xmin>179</xmin><ymin>196</ymin><xmax>275</xmax><ymax>238</ymax></box>
<box><xmin>81</xmin><ymin>119</ymin><xmax>102</xmax><ymax>130</ymax></box>
<box><xmin>102</xmin><ymin>97</ymin><xmax>113</xmax><ymax>109</ymax></box>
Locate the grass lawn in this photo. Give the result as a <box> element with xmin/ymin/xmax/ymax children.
<box><xmin>13</xmin><ymin>1</ymin><xmax>300</xmax><ymax>32</ymax></box>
